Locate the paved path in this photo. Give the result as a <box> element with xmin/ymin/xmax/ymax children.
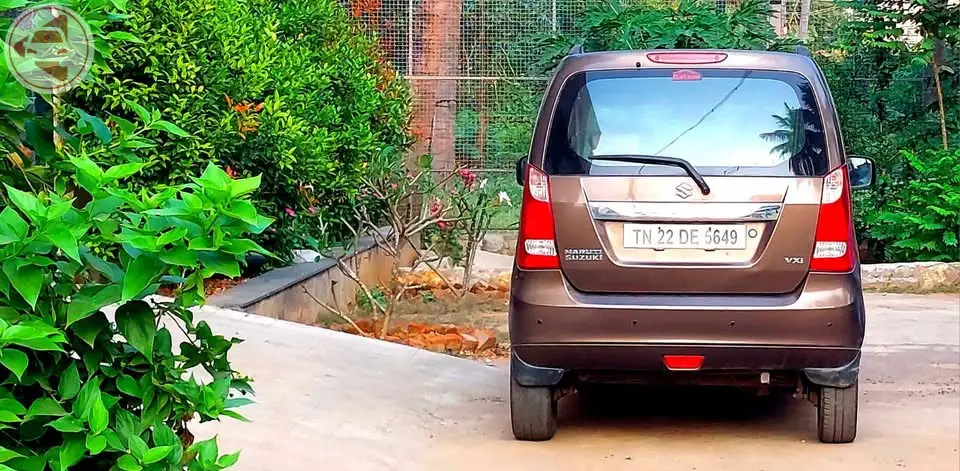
<box><xmin>195</xmin><ymin>293</ymin><xmax>960</xmax><ymax>471</ymax></box>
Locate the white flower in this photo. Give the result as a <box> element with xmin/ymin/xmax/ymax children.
<box><xmin>479</xmin><ymin>178</ymin><xmax>488</xmax><ymax>189</ymax></box>
<box><xmin>65</xmin><ymin>296</ymin><xmax>72</xmax><ymax>303</ymax></box>
<box><xmin>497</xmin><ymin>191</ymin><xmax>512</xmax><ymax>207</ymax></box>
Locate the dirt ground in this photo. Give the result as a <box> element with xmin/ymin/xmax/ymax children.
<box><xmin>195</xmin><ymin>292</ymin><xmax>960</xmax><ymax>471</ymax></box>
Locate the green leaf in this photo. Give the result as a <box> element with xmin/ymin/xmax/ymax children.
<box><xmin>103</xmin><ymin>163</ymin><xmax>146</xmax><ymax>182</ymax></box>
<box><xmin>106</xmin><ymin>31</ymin><xmax>144</xmax><ymax>43</ymax></box>
<box><xmin>44</xmin><ymin>226</ymin><xmax>81</xmax><ymax>262</ymax></box>
<box><xmin>0</xmin><ymin>207</ymin><xmax>27</xmax><ymax>240</ymax></box>
<box><xmin>141</xmin><ymin>446</ymin><xmax>173</xmax><ymax>464</ymax></box>
<box><xmin>220</xmin><ymin>410</ymin><xmax>250</xmax><ymax>422</ymax></box>
<box><xmin>223</xmin><ymin>239</ymin><xmax>272</xmax><ymax>257</ymax></box>
<box><xmin>116</xmin><ymin>454</ymin><xmax>141</xmax><ymax>471</ymax></box>
<box><xmin>86</xmin><ymin>434</ymin><xmax>107</xmax><ymax>455</ymax></box>
<box><xmin>73</xmin><ymin>376</ymin><xmax>101</xmax><ymax>419</ymax></box>
<box><xmin>189</xmin><ymin>437</ymin><xmax>218</xmax><ymax>468</ymax></box>
<box><xmin>152</xmin><ymin>423</ymin><xmax>178</xmax><ymax>447</ymax></box>
<box><xmin>128</xmin><ymin>434</ymin><xmax>147</xmax><ymax>460</ymax></box>
<box><xmin>67</xmin><ymin>284</ymin><xmax>122</xmax><ymax>327</ymax></box>
<box><xmin>0</xmin><ymin>445</ymin><xmax>24</xmax><ymax>463</ymax></box>
<box><xmin>123</xmin><ymin>100</ymin><xmax>150</xmax><ymax>123</ymax></box>
<box><xmin>71</xmin><ymin>313</ymin><xmax>108</xmax><ymax>348</ymax></box>
<box><xmin>2</xmin><ymin>260</ymin><xmax>43</xmax><ymax>309</ymax></box>
<box><xmin>0</xmin><ymin>410</ymin><xmax>21</xmax><ymax>423</ymax></box>
<box><xmin>122</xmin><ymin>256</ymin><xmax>165</xmax><ymax>301</ymax></box>
<box><xmin>225</xmin><ymin>397</ymin><xmax>254</xmax><ymax>409</ymax></box>
<box><xmin>115</xmin><ymin>300</ymin><xmax>156</xmax><ymax>360</ymax></box>
<box><xmin>116</xmin><ymin>375</ymin><xmax>141</xmax><ymax>397</ymax></box>
<box><xmin>89</xmin><ymin>398</ymin><xmax>108</xmax><ymax>435</ymax></box>
<box><xmin>81</xmin><ymin>249</ymin><xmax>124</xmax><ymax>283</ymax></box>
<box><xmin>25</xmin><ymin>397</ymin><xmax>67</xmax><ymax>419</ymax></box>
<box><xmin>199</xmin><ymin>252</ymin><xmax>240</xmax><ymax>278</ymax></box>
<box><xmin>0</xmin><ymin>349</ymin><xmax>28</xmax><ymax>382</ymax></box>
<box><xmin>4</xmin><ymin>185</ymin><xmax>41</xmax><ymax>223</ymax></box>
<box><xmin>159</xmin><ymin>246</ymin><xmax>197</xmax><ymax>267</ymax></box>
<box><xmin>222</xmin><ymin>201</ymin><xmax>259</xmax><ymax>225</ymax></box>
<box><xmin>944</xmin><ymin>231</ymin><xmax>958</xmax><ymax>247</ymax></box>
<box><xmin>229</xmin><ymin>175</ymin><xmax>261</xmax><ymax>198</ymax></box>
<box><xmin>46</xmin><ymin>416</ymin><xmax>83</xmax><ymax>433</ymax></box>
<box><xmin>59</xmin><ymin>433</ymin><xmax>86</xmax><ymax>471</ymax></box>
<box><xmin>149</xmin><ymin>120</ymin><xmax>190</xmax><ymax>138</ymax></box>
<box><xmin>56</xmin><ymin>362</ymin><xmax>80</xmax><ymax>400</ymax></box>
<box><xmin>218</xmin><ymin>450</ymin><xmax>241</xmax><ymax>468</ymax></box>
<box><xmin>0</xmin><ymin>398</ymin><xmax>26</xmax><ymax>415</ymax></box>
<box><xmin>76</xmin><ymin>109</ymin><xmax>112</xmax><ymax>145</ymax></box>
<box><xmin>156</xmin><ymin>228</ymin><xmax>188</xmax><ymax>246</ymax></box>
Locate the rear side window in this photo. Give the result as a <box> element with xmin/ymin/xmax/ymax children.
<box><xmin>544</xmin><ymin>69</ymin><xmax>828</xmax><ymax>177</ymax></box>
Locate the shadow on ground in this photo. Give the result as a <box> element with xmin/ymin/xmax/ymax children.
<box><xmin>550</xmin><ymin>384</ymin><xmax>815</xmax><ymax>441</ymax></box>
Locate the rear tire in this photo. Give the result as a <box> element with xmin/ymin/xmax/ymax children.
<box><xmin>510</xmin><ymin>378</ymin><xmax>558</xmax><ymax>441</ymax></box>
<box><xmin>817</xmin><ymin>380</ymin><xmax>859</xmax><ymax>443</ymax></box>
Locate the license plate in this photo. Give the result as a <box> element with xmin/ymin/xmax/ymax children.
<box><xmin>623</xmin><ymin>224</ymin><xmax>747</xmax><ymax>250</ymax></box>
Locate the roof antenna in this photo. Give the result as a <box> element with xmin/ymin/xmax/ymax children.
<box><xmin>568</xmin><ymin>43</ymin><xmax>584</xmax><ymax>56</ymax></box>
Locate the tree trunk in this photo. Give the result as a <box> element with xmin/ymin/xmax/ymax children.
<box><xmin>799</xmin><ymin>0</ymin><xmax>811</xmax><ymax>38</ymax></box>
<box><xmin>932</xmin><ymin>41</ymin><xmax>949</xmax><ymax>150</ymax></box>
<box><xmin>409</xmin><ymin>0</ymin><xmax>461</xmax><ymax>173</ymax></box>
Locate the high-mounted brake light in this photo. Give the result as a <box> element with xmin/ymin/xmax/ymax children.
<box><xmin>516</xmin><ymin>166</ymin><xmax>559</xmax><ymax>270</ymax></box>
<box><xmin>810</xmin><ymin>166</ymin><xmax>856</xmax><ymax>272</ymax></box>
<box><xmin>647</xmin><ymin>52</ymin><xmax>728</xmax><ymax>64</ymax></box>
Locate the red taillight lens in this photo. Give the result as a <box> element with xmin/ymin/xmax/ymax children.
<box><xmin>663</xmin><ymin>355</ymin><xmax>704</xmax><ymax>371</ymax></box>
<box><xmin>646</xmin><ymin>52</ymin><xmax>728</xmax><ymax>64</ymax></box>
<box><xmin>810</xmin><ymin>166</ymin><xmax>856</xmax><ymax>272</ymax></box>
<box><xmin>516</xmin><ymin>165</ymin><xmax>559</xmax><ymax>270</ymax></box>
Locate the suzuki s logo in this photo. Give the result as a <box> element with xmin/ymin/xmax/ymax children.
<box><xmin>675</xmin><ymin>183</ymin><xmax>694</xmax><ymax>199</ymax></box>
<box><xmin>784</xmin><ymin>257</ymin><xmax>805</xmax><ymax>265</ymax></box>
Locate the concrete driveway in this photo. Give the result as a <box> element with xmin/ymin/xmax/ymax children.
<box><xmin>195</xmin><ymin>293</ymin><xmax>960</xmax><ymax>471</ymax></box>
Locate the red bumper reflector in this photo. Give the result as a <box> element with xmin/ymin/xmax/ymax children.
<box><xmin>663</xmin><ymin>355</ymin><xmax>704</xmax><ymax>371</ymax></box>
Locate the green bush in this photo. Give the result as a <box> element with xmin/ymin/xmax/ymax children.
<box><xmin>70</xmin><ymin>0</ymin><xmax>411</xmax><ymax>262</ymax></box>
<box><xmin>535</xmin><ymin>0</ymin><xmax>789</xmax><ymax>70</ymax></box>
<box><xmin>0</xmin><ymin>107</ymin><xmax>268</xmax><ymax>469</ymax></box>
<box><xmin>861</xmin><ymin>148</ymin><xmax>960</xmax><ymax>262</ymax></box>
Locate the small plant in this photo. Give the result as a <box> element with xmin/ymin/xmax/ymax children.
<box><xmin>0</xmin><ymin>101</ymin><xmax>270</xmax><ymax>469</ymax></box>
<box><xmin>865</xmin><ymin>148</ymin><xmax>960</xmax><ymax>262</ymax></box>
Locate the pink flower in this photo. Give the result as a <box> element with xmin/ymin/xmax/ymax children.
<box><xmin>285</xmin><ymin>208</ymin><xmax>296</xmax><ymax>218</ymax></box>
<box><xmin>429</xmin><ymin>199</ymin><xmax>442</xmax><ymax>216</ymax></box>
<box><xmin>307</xmin><ymin>206</ymin><xmax>317</xmax><ymax>214</ymax></box>
<box><xmin>459</xmin><ymin>168</ymin><xmax>477</xmax><ymax>188</ymax></box>
<box><xmin>437</xmin><ymin>221</ymin><xmax>451</xmax><ymax>231</ymax></box>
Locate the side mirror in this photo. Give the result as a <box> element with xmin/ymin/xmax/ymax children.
<box><xmin>847</xmin><ymin>156</ymin><xmax>875</xmax><ymax>190</ymax></box>
<box><xmin>515</xmin><ymin>157</ymin><xmax>528</xmax><ymax>186</ymax></box>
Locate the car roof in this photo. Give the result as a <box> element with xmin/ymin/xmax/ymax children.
<box><xmin>555</xmin><ymin>49</ymin><xmax>822</xmax><ymax>80</ymax></box>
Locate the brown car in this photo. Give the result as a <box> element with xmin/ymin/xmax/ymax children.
<box><xmin>509</xmin><ymin>48</ymin><xmax>876</xmax><ymax>443</ymax></box>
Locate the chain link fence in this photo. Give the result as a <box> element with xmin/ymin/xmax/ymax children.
<box><xmin>345</xmin><ymin>0</ymin><xmax>786</xmax><ymax>227</ymax></box>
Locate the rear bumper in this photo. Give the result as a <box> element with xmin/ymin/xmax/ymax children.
<box><xmin>509</xmin><ymin>270</ymin><xmax>865</xmax><ymax>383</ymax></box>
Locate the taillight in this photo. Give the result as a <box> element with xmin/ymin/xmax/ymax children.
<box><xmin>646</xmin><ymin>52</ymin><xmax>728</xmax><ymax>64</ymax></box>
<box><xmin>811</xmin><ymin>166</ymin><xmax>856</xmax><ymax>272</ymax></box>
<box><xmin>516</xmin><ymin>165</ymin><xmax>559</xmax><ymax>270</ymax></box>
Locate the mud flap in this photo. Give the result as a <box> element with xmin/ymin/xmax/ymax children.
<box><xmin>804</xmin><ymin>351</ymin><xmax>860</xmax><ymax>388</ymax></box>
<box><xmin>511</xmin><ymin>351</ymin><xmax>565</xmax><ymax>387</ymax></box>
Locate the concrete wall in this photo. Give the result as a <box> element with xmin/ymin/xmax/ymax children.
<box><xmin>209</xmin><ymin>233</ymin><xmax>417</xmax><ymax>326</ymax></box>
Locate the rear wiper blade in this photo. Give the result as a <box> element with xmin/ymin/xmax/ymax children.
<box><xmin>589</xmin><ymin>154</ymin><xmax>711</xmax><ymax>195</ymax></box>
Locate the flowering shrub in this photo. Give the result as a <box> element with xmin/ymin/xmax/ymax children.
<box><xmin>70</xmin><ymin>0</ymin><xmax>411</xmax><ymax>262</ymax></box>
<box><xmin>423</xmin><ymin>167</ymin><xmax>511</xmax><ymax>289</ymax></box>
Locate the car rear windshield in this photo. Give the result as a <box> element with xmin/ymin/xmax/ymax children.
<box><xmin>544</xmin><ymin>69</ymin><xmax>829</xmax><ymax>177</ymax></box>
